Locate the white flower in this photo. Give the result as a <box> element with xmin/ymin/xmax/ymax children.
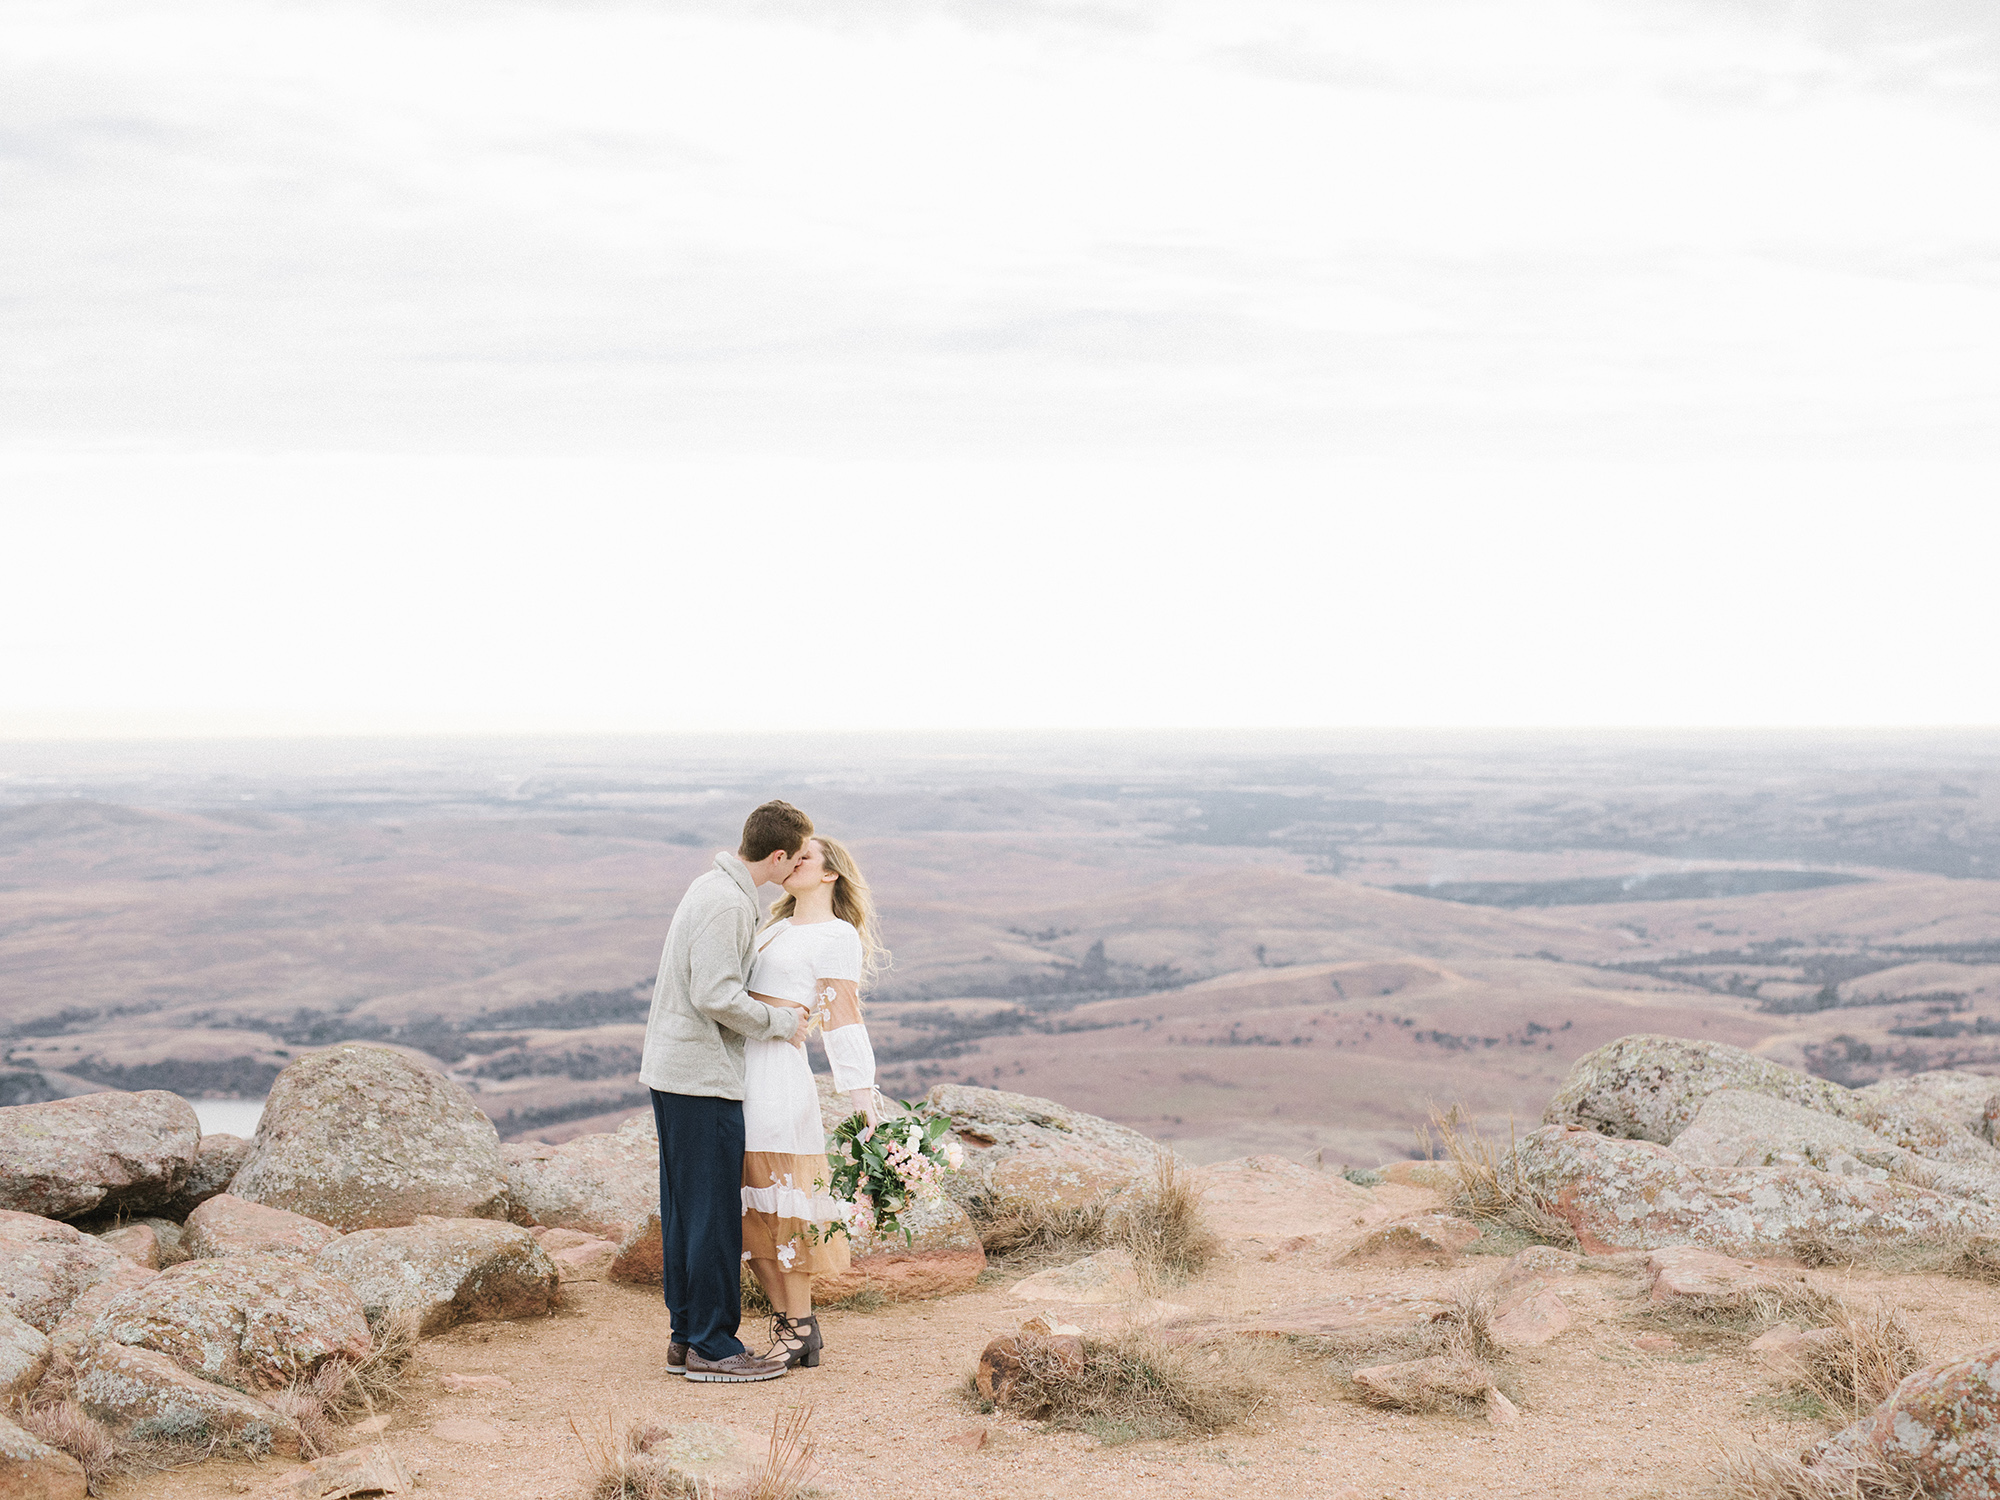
<box><xmin>945</xmin><ymin>1141</ymin><xmax>964</xmax><ymax>1169</ymax></box>
<box><xmin>777</xmin><ymin>1243</ymin><xmax>797</xmax><ymax>1269</ymax></box>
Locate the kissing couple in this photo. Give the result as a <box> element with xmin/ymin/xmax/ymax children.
<box><xmin>636</xmin><ymin>800</ymin><xmax>886</xmax><ymax>1383</ymax></box>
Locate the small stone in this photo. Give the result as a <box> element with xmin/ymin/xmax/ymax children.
<box><xmin>432</xmin><ymin>1417</ymin><xmax>505</xmax><ymax>1445</ymax></box>
<box><xmin>545</xmin><ymin>1237</ymin><xmax>617</xmax><ymax>1284</ymax></box>
<box><xmin>183</xmin><ymin>1195</ymin><xmax>343</xmax><ymax>1261</ymax></box>
<box><xmin>0</xmin><ymin>1409</ymin><xmax>88</xmax><ymax>1500</ymax></box>
<box><xmin>1485</xmin><ymin>1386</ymin><xmax>1520</xmax><ymax>1426</ymax></box>
<box><xmin>1006</xmin><ymin>1249</ymin><xmax>1139</xmax><ymax>1306</ymax></box>
<box><xmin>1488</xmin><ymin>1287</ymin><xmax>1571</xmax><ymax>1348</ymax></box>
<box><xmin>251</xmin><ymin>1444</ymin><xmax>413</xmax><ymax>1499</ymax></box>
<box><xmin>976</xmin><ymin>1334</ymin><xmax>1084</xmax><ymax>1412</ymax></box>
<box><xmin>349</xmin><ymin>1414</ymin><xmax>392</xmax><ymax>1436</ymax></box>
<box><xmin>439</xmin><ymin>1373</ymin><xmax>514</xmax><ymax>1394</ymax></box>
<box><xmin>98</xmin><ymin>1223</ymin><xmax>161</xmax><ymax>1269</ymax></box>
<box><xmin>1632</xmin><ymin>1334</ymin><xmax>1680</xmax><ymax>1353</ymax></box>
<box><xmin>1351</xmin><ymin>1355</ymin><xmax>1494</xmax><ymax>1409</ymax></box>
<box><xmin>944</xmin><ymin>1427</ymin><xmax>987</xmax><ymax>1451</ymax></box>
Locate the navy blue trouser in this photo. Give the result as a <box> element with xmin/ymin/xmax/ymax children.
<box><xmin>650</xmin><ymin>1089</ymin><xmax>746</xmax><ymax>1361</ymax></box>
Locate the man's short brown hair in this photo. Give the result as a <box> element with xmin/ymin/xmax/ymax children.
<box><xmin>739</xmin><ymin>800</ymin><xmax>814</xmax><ymax>863</ymax></box>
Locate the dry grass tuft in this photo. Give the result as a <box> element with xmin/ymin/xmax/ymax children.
<box><xmin>739</xmin><ymin>1263</ymin><xmax>774</xmax><ymax>1317</ymax></box>
<box><xmin>1638</xmin><ymin>1279</ymin><xmax>1846</xmax><ymax>1337</ymax></box>
<box><xmin>18</xmin><ymin>1397</ymin><xmax>127</xmax><ymax>1495</ymax></box>
<box><xmin>1115</xmin><ymin>1155</ymin><xmax>1221</xmax><ymax>1291</ymax></box>
<box><xmin>1949</xmin><ymin>1235</ymin><xmax>2000</xmax><ymax>1285</ymax></box>
<box><xmin>741</xmin><ymin>1406</ymin><xmax>819</xmax><ymax>1500</ymax></box>
<box><xmin>1787</xmin><ymin>1302</ymin><xmax>1924</xmax><ymax>1422</ymax></box>
<box><xmin>1420</xmin><ymin>1104</ymin><xmax>1578</xmax><ymax>1250</ymax></box>
<box><xmin>570</xmin><ymin>1415</ymin><xmax>709</xmax><ymax>1500</ymax></box>
<box><xmin>268</xmin><ymin>1308</ymin><xmax>423</xmax><ymax>1459</ymax></box>
<box><xmin>990</xmin><ymin>1328</ymin><xmax>1267</xmax><ymax>1441</ymax></box>
<box><xmin>969</xmin><ymin>1193</ymin><xmax>1112</xmax><ymax>1265</ymax></box>
<box><xmin>1715</xmin><ymin>1443</ymin><xmax>1928</xmax><ymax>1500</ymax></box>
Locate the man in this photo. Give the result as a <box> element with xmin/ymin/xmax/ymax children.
<box><xmin>638</xmin><ymin>799</ymin><xmax>814</xmax><ymax>1383</ymax></box>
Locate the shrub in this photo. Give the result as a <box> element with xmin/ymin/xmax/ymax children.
<box><xmin>1420</xmin><ymin>1103</ymin><xmax>1577</xmax><ymax>1250</ymax></box>
<box><xmin>989</xmin><ymin>1328</ymin><xmax>1265</xmax><ymax>1440</ymax></box>
<box><xmin>1115</xmin><ymin>1155</ymin><xmax>1221</xmax><ymax>1291</ymax></box>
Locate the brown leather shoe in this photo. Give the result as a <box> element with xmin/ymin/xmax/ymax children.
<box><xmin>683</xmin><ymin>1348</ymin><xmax>790</xmax><ymax>1383</ymax></box>
<box><xmin>666</xmin><ymin>1341</ymin><xmax>688</xmax><ymax>1374</ymax></box>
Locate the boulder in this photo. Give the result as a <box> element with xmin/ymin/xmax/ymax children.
<box><xmin>0</xmin><ymin>1310</ymin><xmax>50</xmax><ymax>1402</ymax></box>
<box><xmin>924</xmin><ymin>1085</ymin><xmax>1166</xmax><ymax>1211</ymax></box>
<box><xmin>531</xmin><ymin>1229</ymin><xmax>618</xmax><ymax>1283</ymax></box>
<box><xmin>231</xmin><ymin>1046</ymin><xmax>507</xmax><ymax>1231</ymax></box>
<box><xmin>1816</xmin><ymin>1339</ymin><xmax>2000</xmax><ymax>1496</ymax></box>
<box><xmin>97</xmin><ymin>1223</ymin><xmax>161</xmax><ymax>1269</ymax></box>
<box><xmin>0</xmin><ymin>1211</ymin><xmax>127</xmax><ymax>1332</ymax></box>
<box><xmin>499</xmin><ymin>1115</ymin><xmax>660</xmax><ymax>1284</ymax></box>
<box><xmin>1855</xmin><ymin>1071</ymin><xmax>2000</xmax><ymax>1146</ymax></box>
<box><xmin>814</xmin><ymin>1193</ymin><xmax>986</xmax><ymax>1303</ymax></box>
<box><xmin>91</xmin><ymin>1253</ymin><xmax>372</xmax><ymax>1393</ymax></box>
<box><xmin>0</xmin><ymin>1410</ymin><xmax>87</xmax><ymax>1500</ymax></box>
<box><xmin>1510</xmin><ymin>1124</ymin><xmax>2000</xmax><ymax>1255</ymax></box>
<box><xmin>312</xmin><ymin>1217</ymin><xmax>558</xmax><ymax>1334</ymax></box>
<box><xmin>182</xmin><ymin>1194</ymin><xmax>343</xmax><ymax>1261</ymax></box>
<box><xmin>1542</xmin><ymin>1035</ymin><xmax>1852</xmax><ymax>1145</ymax></box>
<box><xmin>162</xmin><ymin>1133</ymin><xmax>254</xmax><ymax>1219</ymax></box>
<box><xmin>0</xmin><ymin>1091</ymin><xmax>201</xmax><ymax>1220</ymax></box>
<box><xmin>1006</xmin><ymin>1248</ymin><xmax>1140</xmax><ymax>1305</ymax></box>
<box><xmin>46</xmin><ymin>1262</ymin><xmax>157</xmax><ymax>1362</ymax></box>
<box><xmin>71</xmin><ymin>1338</ymin><xmax>301</xmax><ymax>1456</ymax></box>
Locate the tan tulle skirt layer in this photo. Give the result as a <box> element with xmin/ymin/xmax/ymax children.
<box><xmin>741</xmin><ymin>1149</ymin><xmax>852</xmax><ymax>1276</ymax></box>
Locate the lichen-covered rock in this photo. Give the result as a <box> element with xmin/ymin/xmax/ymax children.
<box><xmin>1543</xmin><ymin>1035</ymin><xmax>1853</xmax><ymax>1145</ymax></box>
<box><xmin>1511</xmin><ymin>1125</ymin><xmax>2000</xmax><ymax>1254</ymax></box>
<box><xmin>924</xmin><ymin>1084</ymin><xmax>1166</xmax><ymax>1211</ymax></box>
<box><xmin>71</xmin><ymin>1338</ymin><xmax>301</xmax><ymax>1456</ymax></box>
<box><xmin>231</xmin><ymin>1047</ymin><xmax>506</xmax><ymax>1231</ymax></box>
<box><xmin>45</xmin><ymin>1261</ymin><xmax>157</xmax><ymax>1362</ymax></box>
<box><xmin>162</xmin><ymin>1132</ymin><xmax>253</xmax><ymax>1220</ymax></box>
<box><xmin>0</xmin><ymin>1409</ymin><xmax>87</xmax><ymax>1500</ymax></box>
<box><xmin>0</xmin><ymin>1310</ymin><xmax>50</xmax><ymax>1402</ymax></box>
<box><xmin>92</xmin><ymin>1253</ymin><xmax>371</xmax><ymax>1393</ymax></box>
<box><xmin>0</xmin><ymin>1092</ymin><xmax>200</xmax><ymax>1220</ymax></box>
<box><xmin>182</xmin><ymin>1194</ymin><xmax>343</xmax><ymax>1261</ymax></box>
<box><xmin>0</xmin><ymin>1211</ymin><xmax>128</xmax><ymax>1332</ymax></box>
<box><xmin>1816</xmin><ymin>1339</ymin><xmax>2000</xmax><ymax>1496</ymax></box>
<box><xmin>312</xmin><ymin>1217</ymin><xmax>557</xmax><ymax>1334</ymax></box>
<box><xmin>500</xmin><ymin>1115</ymin><xmax>660</xmax><ymax>1284</ymax></box>
<box><xmin>1856</xmin><ymin>1071</ymin><xmax>2000</xmax><ymax>1147</ymax></box>
<box><xmin>1675</xmin><ymin>1090</ymin><xmax>2000</xmax><ymax>1207</ymax></box>
<box><xmin>813</xmin><ymin>1192</ymin><xmax>986</xmax><ymax>1303</ymax></box>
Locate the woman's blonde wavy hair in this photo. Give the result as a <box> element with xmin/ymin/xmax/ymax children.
<box><xmin>765</xmin><ymin>835</ymin><xmax>890</xmax><ymax>984</ymax></box>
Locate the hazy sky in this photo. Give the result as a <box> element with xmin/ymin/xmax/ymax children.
<box><xmin>5</xmin><ymin>0</ymin><xmax>1997</xmax><ymax>734</ymax></box>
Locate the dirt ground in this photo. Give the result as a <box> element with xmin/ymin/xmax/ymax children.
<box><xmin>118</xmin><ymin>1180</ymin><xmax>2000</xmax><ymax>1500</ymax></box>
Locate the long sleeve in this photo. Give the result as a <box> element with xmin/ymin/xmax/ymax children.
<box><xmin>688</xmin><ymin>910</ymin><xmax>799</xmax><ymax>1042</ymax></box>
<box><xmin>821</xmin><ymin>1023</ymin><xmax>875</xmax><ymax>1092</ymax></box>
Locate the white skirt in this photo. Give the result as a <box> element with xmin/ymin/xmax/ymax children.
<box><xmin>741</xmin><ymin>1037</ymin><xmax>847</xmax><ymax>1225</ymax></box>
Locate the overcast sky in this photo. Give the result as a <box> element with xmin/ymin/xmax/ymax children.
<box><xmin>4</xmin><ymin>0</ymin><xmax>1997</xmax><ymax>734</ymax></box>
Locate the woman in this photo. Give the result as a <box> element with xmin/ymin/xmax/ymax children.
<box><xmin>741</xmin><ymin>834</ymin><xmax>886</xmax><ymax>1368</ymax></box>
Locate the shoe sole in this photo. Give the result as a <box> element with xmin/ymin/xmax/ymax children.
<box><xmin>684</xmin><ymin>1367</ymin><xmax>788</xmax><ymax>1383</ymax></box>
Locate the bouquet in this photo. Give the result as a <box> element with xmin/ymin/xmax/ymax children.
<box><xmin>819</xmin><ymin>1104</ymin><xmax>964</xmax><ymax>1245</ymax></box>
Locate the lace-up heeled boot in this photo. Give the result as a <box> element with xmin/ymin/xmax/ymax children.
<box><xmin>771</xmin><ymin>1312</ymin><xmax>824</xmax><ymax>1368</ymax></box>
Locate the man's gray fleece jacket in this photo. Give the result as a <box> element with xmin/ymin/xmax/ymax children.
<box><xmin>638</xmin><ymin>852</ymin><xmax>801</xmax><ymax>1099</ymax></box>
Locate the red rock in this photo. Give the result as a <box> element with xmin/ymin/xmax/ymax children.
<box><xmin>92</xmin><ymin>1253</ymin><xmax>371</xmax><ymax>1393</ymax></box>
<box><xmin>1632</xmin><ymin>1334</ymin><xmax>1680</xmax><ymax>1353</ymax></box>
<box><xmin>183</xmin><ymin>1194</ymin><xmax>343</xmax><ymax>1261</ymax></box>
<box><xmin>1816</xmin><ymin>1339</ymin><xmax>2000</xmax><ymax>1496</ymax></box>
<box><xmin>944</xmin><ymin>1428</ymin><xmax>987</xmax><ymax>1451</ymax></box>
<box><xmin>500</xmin><ymin>1118</ymin><xmax>660</xmax><ymax>1284</ymax></box>
<box><xmin>0</xmin><ymin>1212</ymin><xmax>132</xmax><ymax>1333</ymax></box>
<box><xmin>0</xmin><ymin>1092</ymin><xmax>201</xmax><ymax>1221</ymax></box>
<box><xmin>815</xmin><ymin>1193</ymin><xmax>987</xmax><ymax>1304</ymax></box>
<box><xmin>1489</xmin><ymin>1287</ymin><xmax>1570</xmax><ymax>1348</ymax></box>
<box><xmin>533</xmin><ymin>1230</ymin><xmax>618</xmax><ymax>1284</ymax></box>
<box><xmin>1486</xmin><ymin>1387</ymin><xmax>1520</xmax><ymax>1425</ymax></box>
<box><xmin>976</xmin><ymin>1333</ymin><xmax>1084</xmax><ymax>1412</ymax></box>
<box><xmin>1644</xmin><ymin>1246</ymin><xmax>1792</xmax><ymax>1305</ymax></box>
<box><xmin>0</xmin><ymin>1410</ymin><xmax>87</xmax><ymax>1500</ymax></box>
<box><xmin>252</xmin><ymin>1443</ymin><xmax>412</xmax><ymax>1499</ymax></box>
<box><xmin>97</xmin><ymin>1224</ymin><xmax>160</xmax><ymax>1269</ymax></box>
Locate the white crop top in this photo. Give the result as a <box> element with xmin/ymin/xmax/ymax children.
<box><xmin>748</xmin><ymin>918</ymin><xmax>864</xmax><ymax>1004</ymax></box>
